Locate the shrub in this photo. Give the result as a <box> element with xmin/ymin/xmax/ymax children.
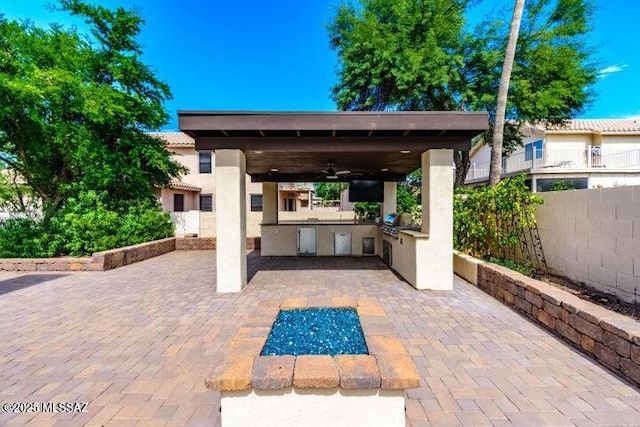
<box><xmin>0</xmin><ymin>191</ymin><xmax>174</xmax><ymax>257</ymax></box>
<box><xmin>454</xmin><ymin>175</ymin><xmax>543</xmax><ymax>260</ymax></box>
<box><xmin>0</xmin><ymin>218</ymin><xmax>51</xmax><ymax>258</ymax></box>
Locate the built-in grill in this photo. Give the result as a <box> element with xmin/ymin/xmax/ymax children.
<box><xmin>379</xmin><ymin>213</ymin><xmax>420</xmax><ymax>239</ymax></box>
<box><xmin>380</xmin><ymin>213</ymin><xmax>402</xmax><ymax>238</ymax></box>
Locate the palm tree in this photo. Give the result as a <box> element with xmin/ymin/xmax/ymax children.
<box><xmin>488</xmin><ymin>0</ymin><xmax>526</xmax><ymax>186</ymax></box>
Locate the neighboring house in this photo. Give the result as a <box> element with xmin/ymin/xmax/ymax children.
<box><xmin>153</xmin><ymin>132</ymin><xmax>324</xmax><ymax>236</ymax></box>
<box><xmin>278</xmin><ymin>182</ymin><xmax>314</xmax><ymax>212</ymax></box>
<box><xmin>466</xmin><ymin>119</ymin><xmax>640</xmax><ymax>191</ymax></box>
<box><xmin>151</xmin><ymin>131</ymin><xmax>264</xmax><ymax>237</ymax></box>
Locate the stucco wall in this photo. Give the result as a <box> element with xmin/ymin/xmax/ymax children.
<box><xmin>278</xmin><ymin>211</ymin><xmax>356</xmax><ymax>223</ymax></box>
<box><xmin>170</xmin><ymin>210</ymin><xmax>200</xmax><ymax>236</ymax></box>
<box><xmin>261</xmin><ymin>224</ymin><xmax>378</xmax><ymax>256</ymax></box>
<box><xmin>536</xmin><ymin>186</ymin><xmax>640</xmax><ymax>304</ymax></box>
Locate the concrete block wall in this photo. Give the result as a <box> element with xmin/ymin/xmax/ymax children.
<box><xmin>537</xmin><ymin>186</ymin><xmax>640</xmax><ymax>304</ymax></box>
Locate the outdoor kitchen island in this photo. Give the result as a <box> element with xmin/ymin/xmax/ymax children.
<box><xmin>260</xmin><ymin>223</ymin><xmax>380</xmax><ymax>257</ymax></box>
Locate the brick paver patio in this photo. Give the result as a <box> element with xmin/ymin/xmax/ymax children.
<box><xmin>1</xmin><ymin>250</ymin><xmax>639</xmax><ymax>426</ymax></box>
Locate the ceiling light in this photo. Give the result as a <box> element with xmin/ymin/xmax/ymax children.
<box><xmin>400</xmin><ymin>150</ymin><xmax>411</xmax><ymax>154</ymax></box>
<box><xmin>270</xmin><ymin>168</ymin><xmax>279</xmax><ymax>172</ymax></box>
<box><xmin>254</xmin><ymin>150</ymin><xmax>263</xmax><ymax>154</ymax></box>
<box><xmin>381</xmin><ymin>168</ymin><xmax>389</xmax><ymax>172</ymax></box>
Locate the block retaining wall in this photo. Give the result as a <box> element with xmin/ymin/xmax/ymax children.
<box><xmin>454</xmin><ymin>251</ymin><xmax>640</xmax><ymax>387</ymax></box>
<box><xmin>0</xmin><ymin>237</ymin><xmax>261</xmax><ymax>271</ymax></box>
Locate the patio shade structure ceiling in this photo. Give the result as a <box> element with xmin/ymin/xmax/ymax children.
<box><xmin>178</xmin><ymin>111</ymin><xmax>489</xmax><ymax>182</ymax></box>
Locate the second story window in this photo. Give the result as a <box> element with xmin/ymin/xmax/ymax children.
<box><xmin>525</xmin><ymin>140</ymin><xmax>543</xmax><ymax>161</ymax></box>
<box><xmin>199</xmin><ymin>151</ymin><xmax>212</xmax><ymax>173</ymax></box>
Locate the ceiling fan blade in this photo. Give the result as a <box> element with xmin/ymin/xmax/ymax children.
<box><xmin>321</xmin><ymin>169</ymin><xmax>329</xmax><ymax>174</ymax></box>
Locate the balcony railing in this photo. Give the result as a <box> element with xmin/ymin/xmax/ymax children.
<box><xmin>278</xmin><ymin>182</ymin><xmax>314</xmax><ymax>191</ymax></box>
<box><xmin>466</xmin><ymin>147</ymin><xmax>640</xmax><ymax>183</ymax></box>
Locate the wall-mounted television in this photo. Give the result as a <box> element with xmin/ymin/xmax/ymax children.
<box><xmin>349</xmin><ymin>180</ymin><xmax>384</xmax><ymax>202</ymax></box>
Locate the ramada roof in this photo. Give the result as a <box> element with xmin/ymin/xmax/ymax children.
<box><xmin>149</xmin><ymin>131</ymin><xmax>194</xmax><ymax>147</ymax></box>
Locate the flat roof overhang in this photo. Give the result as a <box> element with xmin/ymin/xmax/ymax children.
<box><xmin>178</xmin><ymin>111</ymin><xmax>489</xmax><ymax>182</ymax></box>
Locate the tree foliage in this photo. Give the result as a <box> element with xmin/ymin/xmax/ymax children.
<box><xmin>0</xmin><ymin>0</ymin><xmax>185</xmax><ymax>216</ymax></box>
<box><xmin>329</xmin><ymin>0</ymin><xmax>470</xmax><ymax>111</ymax></box>
<box><xmin>314</xmin><ymin>182</ymin><xmax>348</xmax><ymax>201</ymax></box>
<box><xmin>0</xmin><ymin>1</ymin><xmax>182</xmax><ymax>257</ymax></box>
<box><xmin>328</xmin><ymin>0</ymin><xmax>598</xmax><ymax>186</ymax></box>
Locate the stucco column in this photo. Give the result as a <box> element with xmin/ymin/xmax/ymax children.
<box><xmin>215</xmin><ymin>149</ymin><xmax>247</xmax><ymax>293</ymax></box>
<box><xmin>262</xmin><ymin>182</ymin><xmax>278</xmax><ymax>224</ymax></box>
<box><xmin>383</xmin><ymin>182</ymin><xmax>397</xmax><ymax>218</ymax></box>
<box><xmin>419</xmin><ymin>149</ymin><xmax>453</xmax><ymax>290</ymax></box>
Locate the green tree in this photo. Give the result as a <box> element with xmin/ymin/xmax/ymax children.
<box><xmin>0</xmin><ymin>0</ymin><xmax>185</xmax><ymax>217</ymax></box>
<box><xmin>314</xmin><ymin>182</ymin><xmax>348</xmax><ymax>201</ymax></box>
<box><xmin>329</xmin><ymin>0</ymin><xmax>598</xmax><ymax>186</ymax></box>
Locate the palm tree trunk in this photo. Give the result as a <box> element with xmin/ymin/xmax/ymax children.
<box><xmin>488</xmin><ymin>0</ymin><xmax>525</xmax><ymax>186</ymax></box>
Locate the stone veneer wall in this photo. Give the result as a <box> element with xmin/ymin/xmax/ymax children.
<box><xmin>93</xmin><ymin>237</ymin><xmax>176</xmax><ymax>270</ymax></box>
<box><xmin>174</xmin><ymin>237</ymin><xmax>261</xmax><ymax>251</ymax></box>
<box><xmin>536</xmin><ymin>186</ymin><xmax>640</xmax><ymax>304</ymax></box>
<box><xmin>0</xmin><ymin>257</ymin><xmax>98</xmax><ymax>272</ymax></box>
<box><xmin>453</xmin><ymin>252</ymin><xmax>640</xmax><ymax>387</ymax></box>
<box><xmin>0</xmin><ymin>237</ymin><xmax>261</xmax><ymax>272</ymax></box>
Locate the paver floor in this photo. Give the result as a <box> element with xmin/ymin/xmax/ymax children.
<box><xmin>1</xmin><ymin>251</ymin><xmax>639</xmax><ymax>426</ymax></box>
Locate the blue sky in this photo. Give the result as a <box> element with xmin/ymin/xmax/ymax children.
<box><xmin>1</xmin><ymin>0</ymin><xmax>638</xmax><ymax>130</ymax></box>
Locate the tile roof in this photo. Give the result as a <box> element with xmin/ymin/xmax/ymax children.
<box><xmin>542</xmin><ymin>119</ymin><xmax>640</xmax><ymax>134</ymax></box>
<box><xmin>148</xmin><ymin>131</ymin><xmax>194</xmax><ymax>146</ymax></box>
<box><xmin>168</xmin><ymin>179</ymin><xmax>200</xmax><ymax>192</ymax></box>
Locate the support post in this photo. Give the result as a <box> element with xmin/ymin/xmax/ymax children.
<box><xmin>262</xmin><ymin>182</ymin><xmax>278</xmax><ymax>225</ymax></box>
<box><xmin>215</xmin><ymin>149</ymin><xmax>247</xmax><ymax>293</ymax></box>
<box><xmin>419</xmin><ymin>149</ymin><xmax>454</xmax><ymax>290</ymax></box>
<box><xmin>383</xmin><ymin>182</ymin><xmax>397</xmax><ymax>219</ymax></box>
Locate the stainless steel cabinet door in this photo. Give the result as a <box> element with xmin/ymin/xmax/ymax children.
<box><xmin>334</xmin><ymin>232</ymin><xmax>351</xmax><ymax>255</ymax></box>
<box><xmin>297</xmin><ymin>227</ymin><xmax>317</xmax><ymax>255</ymax></box>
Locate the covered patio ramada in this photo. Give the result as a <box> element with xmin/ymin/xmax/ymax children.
<box><xmin>179</xmin><ymin>111</ymin><xmax>488</xmax><ymax>293</ymax></box>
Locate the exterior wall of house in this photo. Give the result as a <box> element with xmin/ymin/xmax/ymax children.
<box><xmin>170</xmin><ymin>211</ymin><xmax>200</xmax><ymax>235</ymax></box>
<box><xmin>170</xmin><ymin>146</ymin><xmax>216</xmax><ymax>195</ymax></box>
<box><xmin>536</xmin><ymin>186</ymin><xmax>640</xmax><ymax>304</ymax></box>
<box><xmin>165</xmin><ymin>143</ymin><xmax>264</xmax><ymax>237</ymax></box>
<box><xmin>467</xmin><ymin>128</ymin><xmax>640</xmax><ymax>188</ymax></box>
<box><xmin>159</xmin><ymin>188</ymin><xmax>198</xmax><ymax>211</ymax></box>
<box><xmin>601</xmin><ymin>135</ymin><xmax>640</xmax><ymax>156</ymax></box>
<box><xmin>543</xmin><ymin>134</ymin><xmax>591</xmax><ymax>168</ymax></box>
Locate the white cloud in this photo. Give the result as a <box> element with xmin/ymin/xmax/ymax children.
<box><xmin>598</xmin><ymin>64</ymin><xmax>627</xmax><ymax>78</ymax></box>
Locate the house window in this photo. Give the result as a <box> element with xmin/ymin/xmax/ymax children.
<box><xmin>525</xmin><ymin>140</ymin><xmax>543</xmax><ymax>161</ymax></box>
<box><xmin>250</xmin><ymin>194</ymin><xmax>263</xmax><ymax>212</ymax></box>
<box><xmin>200</xmin><ymin>194</ymin><xmax>213</xmax><ymax>212</ymax></box>
<box><xmin>199</xmin><ymin>151</ymin><xmax>212</xmax><ymax>173</ymax></box>
<box><xmin>173</xmin><ymin>194</ymin><xmax>184</xmax><ymax>212</ymax></box>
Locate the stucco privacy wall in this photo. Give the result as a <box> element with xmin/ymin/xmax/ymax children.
<box><xmin>536</xmin><ymin>186</ymin><xmax>640</xmax><ymax>304</ymax></box>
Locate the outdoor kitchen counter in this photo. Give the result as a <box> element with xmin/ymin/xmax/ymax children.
<box><xmin>260</xmin><ymin>223</ymin><xmax>379</xmax><ymax>256</ymax></box>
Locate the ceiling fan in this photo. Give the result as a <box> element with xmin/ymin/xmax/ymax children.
<box><xmin>322</xmin><ymin>161</ymin><xmax>351</xmax><ymax>180</ymax></box>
